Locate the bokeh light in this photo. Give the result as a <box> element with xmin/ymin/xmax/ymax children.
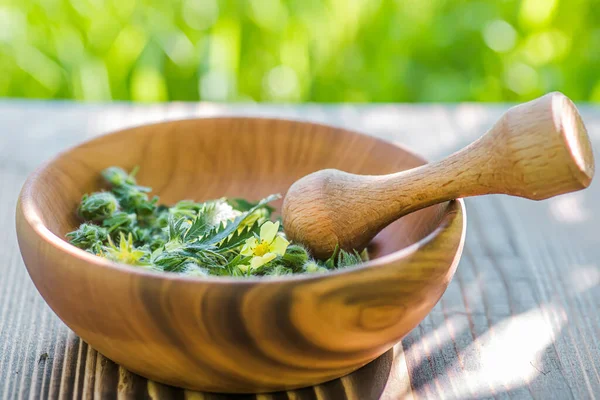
<box><xmin>0</xmin><ymin>0</ymin><xmax>598</xmax><ymax>102</ymax></box>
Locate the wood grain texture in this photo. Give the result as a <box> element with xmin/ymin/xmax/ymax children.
<box><xmin>283</xmin><ymin>92</ymin><xmax>594</xmax><ymax>258</ymax></box>
<box><xmin>15</xmin><ymin>117</ymin><xmax>465</xmax><ymax>393</ymax></box>
<box><xmin>1</xmin><ymin>101</ymin><xmax>599</xmax><ymax>399</ymax></box>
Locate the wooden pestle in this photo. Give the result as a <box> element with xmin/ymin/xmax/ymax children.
<box><xmin>282</xmin><ymin>92</ymin><xmax>595</xmax><ymax>259</ymax></box>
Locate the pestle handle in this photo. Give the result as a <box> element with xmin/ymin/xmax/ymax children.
<box><xmin>282</xmin><ymin>92</ymin><xmax>595</xmax><ymax>259</ymax></box>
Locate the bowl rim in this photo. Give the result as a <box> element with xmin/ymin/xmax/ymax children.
<box><xmin>17</xmin><ymin>116</ymin><xmax>467</xmax><ymax>285</ymax></box>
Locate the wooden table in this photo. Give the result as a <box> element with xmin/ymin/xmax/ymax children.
<box><xmin>1</xmin><ymin>101</ymin><xmax>599</xmax><ymax>400</ymax></box>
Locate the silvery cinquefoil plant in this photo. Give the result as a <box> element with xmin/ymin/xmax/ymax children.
<box><xmin>67</xmin><ymin>167</ymin><xmax>368</xmax><ymax>277</ymax></box>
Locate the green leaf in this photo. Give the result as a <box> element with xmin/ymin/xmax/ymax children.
<box><xmin>102</xmin><ymin>211</ymin><xmax>137</xmax><ymax>233</ymax></box>
<box><xmin>153</xmin><ymin>252</ymin><xmax>187</xmax><ymax>272</ymax></box>
<box><xmin>66</xmin><ymin>223</ymin><xmax>108</xmax><ymax>251</ymax></box>
<box><xmin>184</xmin><ymin>212</ymin><xmax>211</xmax><ymax>241</ymax></box>
<box><xmin>267</xmin><ymin>265</ymin><xmax>294</xmax><ymax>276</ymax></box>
<box><xmin>112</xmin><ymin>184</ymin><xmax>154</xmax><ymax>215</ymax></box>
<box><xmin>303</xmin><ymin>261</ymin><xmax>329</xmax><ymax>274</ymax></box>
<box><xmin>167</xmin><ymin>216</ymin><xmax>188</xmax><ymax>241</ymax></box>
<box><xmin>217</xmin><ymin>221</ymin><xmax>260</xmax><ymax>252</ymax></box>
<box><xmin>226</xmin><ymin>253</ymin><xmax>252</xmax><ymax>268</ymax></box>
<box><xmin>321</xmin><ymin>245</ymin><xmax>362</xmax><ymax>269</ymax></box>
<box><xmin>77</xmin><ymin>192</ymin><xmax>119</xmax><ymax>222</ymax></box>
<box><xmin>227</xmin><ymin>198</ymin><xmax>275</xmax><ymax>216</ymax></box>
<box><xmin>324</xmin><ymin>244</ymin><xmax>339</xmax><ymax>269</ymax></box>
<box><xmin>101</xmin><ymin>167</ymin><xmax>131</xmax><ymax>187</ymax></box>
<box><xmin>182</xmin><ymin>246</ymin><xmax>227</xmax><ymax>267</ymax></box>
<box><xmin>280</xmin><ymin>244</ymin><xmax>310</xmax><ymax>271</ymax></box>
<box><xmin>169</xmin><ymin>199</ymin><xmax>203</xmax><ymax>219</ymax></box>
<box><xmin>198</xmin><ymin>194</ymin><xmax>280</xmax><ymax>248</ymax></box>
<box><xmin>337</xmin><ymin>249</ymin><xmax>363</xmax><ymax>268</ymax></box>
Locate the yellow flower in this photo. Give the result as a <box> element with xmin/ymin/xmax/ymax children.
<box><xmin>240</xmin><ymin>221</ymin><xmax>289</xmax><ymax>270</ymax></box>
<box><xmin>103</xmin><ymin>232</ymin><xmax>148</xmax><ymax>266</ymax></box>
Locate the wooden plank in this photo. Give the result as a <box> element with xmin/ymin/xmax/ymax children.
<box><xmin>0</xmin><ymin>102</ymin><xmax>598</xmax><ymax>399</ymax></box>
<box><xmin>496</xmin><ymin>197</ymin><xmax>600</xmax><ymax>399</ymax></box>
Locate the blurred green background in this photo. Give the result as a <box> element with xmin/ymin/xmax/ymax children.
<box><xmin>1</xmin><ymin>0</ymin><xmax>599</xmax><ymax>103</ymax></box>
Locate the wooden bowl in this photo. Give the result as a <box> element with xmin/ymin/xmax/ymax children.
<box><xmin>15</xmin><ymin>117</ymin><xmax>466</xmax><ymax>393</ymax></box>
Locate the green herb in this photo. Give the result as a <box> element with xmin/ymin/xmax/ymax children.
<box><xmin>66</xmin><ymin>223</ymin><xmax>107</xmax><ymax>254</ymax></box>
<box><xmin>77</xmin><ymin>192</ymin><xmax>119</xmax><ymax>221</ymax></box>
<box><xmin>66</xmin><ymin>166</ymin><xmax>367</xmax><ymax>277</ymax></box>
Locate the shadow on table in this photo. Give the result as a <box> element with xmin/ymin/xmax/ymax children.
<box><xmin>396</xmin><ymin>251</ymin><xmax>597</xmax><ymax>399</ymax></box>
